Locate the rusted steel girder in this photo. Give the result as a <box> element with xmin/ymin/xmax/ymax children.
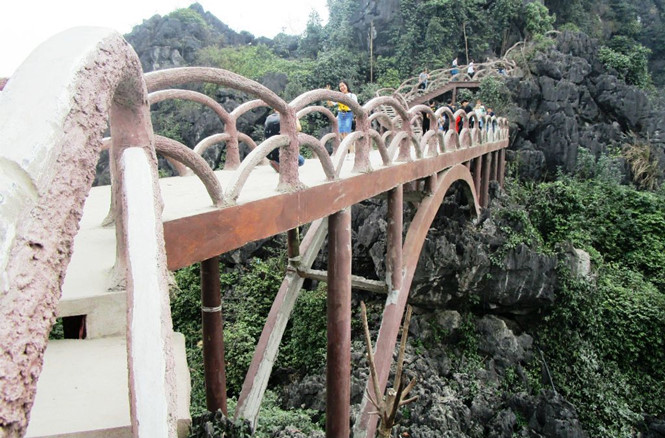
<box><xmin>327</xmin><ymin>209</ymin><xmax>352</xmax><ymax>438</ymax></box>
<box><xmin>201</xmin><ymin>256</ymin><xmax>228</xmax><ymax>415</ymax></box>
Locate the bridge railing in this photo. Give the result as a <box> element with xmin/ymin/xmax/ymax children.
<box><xmin>129</xmin><ymin>67</ymin><xmax>508</xmax><ymax>211</ymax></box>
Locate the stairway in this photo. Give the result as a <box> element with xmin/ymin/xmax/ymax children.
<box><xmin>25</xmin><ymin>184</ymin><xmax>192</xmax><ymax>438</ymax></box>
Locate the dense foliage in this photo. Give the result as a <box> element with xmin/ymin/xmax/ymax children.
<box><xmin>501</xmin><ymin>155</ymin><xmax>665</xmax><ymax>436</ymax></box>
<box><xmin>171</xmin><ymin>248</ymin><xmax>327</xmax><ymax>435</ymax></box>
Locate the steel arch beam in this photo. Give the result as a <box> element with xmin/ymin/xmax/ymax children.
<box><xmin>353</xmin><ymin>164</ymin><xmax>480</xmax><ymax>438</ymax></box>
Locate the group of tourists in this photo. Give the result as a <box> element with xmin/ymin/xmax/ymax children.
<box><xmin>432</xmin><ymin>98</ymin><xmax>493</xmax><ymax>133</ymax></box>
<box><xmin>264</xmin><ymin>74</ymin><xmax>494</xmax><ymax>171</ymax></box>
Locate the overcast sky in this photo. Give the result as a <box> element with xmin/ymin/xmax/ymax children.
<box><xmin>0</xmin><ymin>0</ymin><xmax>329</xmax><ymax>77</ymax></box>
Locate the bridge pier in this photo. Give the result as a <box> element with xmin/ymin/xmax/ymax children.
<box><xmin>327</xmin><ymin>209</ymin><xmax>352</xmax><ymax>437</ymax></box>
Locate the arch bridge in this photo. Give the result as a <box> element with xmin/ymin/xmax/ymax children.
<box><xmin>0</xmin><ymin>28</ymin><xmax>508</xmax><ymax>437</ymax></box>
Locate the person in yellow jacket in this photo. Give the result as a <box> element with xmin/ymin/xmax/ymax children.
<box><xmin>327</xmin><ymin>81</ymin><xmax>358</xmax><ymax>138</ymax></box>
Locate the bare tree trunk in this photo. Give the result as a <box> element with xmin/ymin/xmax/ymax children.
<box><xmin>463</xmin><ymin>21</ymin><xmax>469</xmax><ymax>63</ymax></box>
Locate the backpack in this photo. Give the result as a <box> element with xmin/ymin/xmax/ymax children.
<box><xmin>264</xmin><ymin>113</ymin><xmax>281</xmax><ymax>139</ymax></box>
<box><xmin>264</xmin><ymin>113</ymin><xmax>281</xmax><ymax>161</ymax></box>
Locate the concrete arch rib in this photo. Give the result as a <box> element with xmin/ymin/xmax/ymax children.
<box><xmin>0</xmin><ymin>27</ymin><xmax>177</xmax><ymax>437</ymax></box>
<box><xmin>353</xmin><ymin>164</ymin><xmax>480</xmax><ymax>438</ymax></box>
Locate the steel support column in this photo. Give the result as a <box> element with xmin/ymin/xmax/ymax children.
<box><xmin>473</xmin><ymin>157</ymin><xmax>482</xmax><ymax>205</ymax></box>
<box><xmin>387</xmin><ymin>186</ymin><xmax>403</xmax><ymax>293</ymax></box>
<box><xmin>425</xmin><ymin>174</ymin><xmax>437</xmax><ymax>195</ymax></box>
<box><xmin>287</xmin><ymin>228</ymin><xmax>300</xmax><ymax>264</ymax></box>
<box><xmin>481</xmin><ymin>153</ymin><xmax>491</xmax><ymax>208</ymax></box>
<box><xmin>491</xmin><ymin>151</ymin><xmax>499</xmax><ymax>182</ymax></box>
<box><xmin>498</xmin><ymin>149</ymin><xmax>506</xmax><ymax>188</ymax></box>
<box><xmin>327</xmin><ymin>209</ymin><xmax>352</xmax><ymax>437</ymax></box>
<box><xmin>201</xmin><ymin>256</ymin><xmax>228</xmax><ymax>415</ymax></box>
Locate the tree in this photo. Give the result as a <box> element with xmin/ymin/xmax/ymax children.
<box><xmin>597</xmin><ymin>36</ymin><xmax>652</xmax><ymax>88</ymax></box>
<box><xmin>298</xmin><ymin>11</ymin><xmax>325</xmax><ymax>59</ymax></box>
<box><xmin>524</xmin><ymin>2</ymin><xmax>556</xmax><ymax>39</ymax></box>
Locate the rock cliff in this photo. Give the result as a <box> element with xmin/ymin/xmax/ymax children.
<box><xmin>505</xmin><ymin>31</ymin><xmax>665</xmax><ymax>182</ymax></box>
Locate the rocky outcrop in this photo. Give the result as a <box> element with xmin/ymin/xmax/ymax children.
<box><xmin>344</xmin><ymin>187</ymin><xmax>558</xmax><ymax>317</ymax></box>
<box><xmin>125</xmin><ymin>3</ymin><xmax>251</xmax><ymax>73</ymax></box>
<box><xmin>279</xmin><ymin>310</ymin><xmax>588</xmax><ymax>437</ymax></box>
<box><xmin>506</xmin><ymin>31</ymin><xmax>664</xmax><ymax>182</ymax></box>
<box><xmin>347</xmin><ymin>0</ymin><xmax>402</xmax><ymax>55</ymax></box>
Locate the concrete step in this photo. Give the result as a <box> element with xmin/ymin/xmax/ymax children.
<box><xmin>26</xmin><ymin>333</ymin><xmax>191</xmax><ymax>438</ymax></box>
<box><xmin>57</xmin><ymin>185</ymin><xmax>126</xmax><ymax>339</ymax></box>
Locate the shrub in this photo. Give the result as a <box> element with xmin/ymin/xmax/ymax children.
<box><xmin>597</xmin><ymin>38</ymin><xmax>652</xmax><ymax>88</ymax></box>
<box><xmin>623</xmin><ymin>135</ymin><xmax>662</xmax><ymax>190</ymax></box>
<box><xmin>478</xmin><ymin>75</ymin><xmax>511</xmax><ymax>114</ymax></box>
<box><xmin>169</xmin><ymin>8</ymin><xmax>208</xmax><ymax>29</ymax></box>
<box><xmin>277</xmin><ymin>283</ymin><xmax>328</xmax><ymax>373</ymax></box>
<box><xmin>504</xmin><ymin>165</ymin><xmax>665</xmax><ymax>435</ymax></box>
<box><xmin>538</xmin><ymin>265</ymin><xmax>665</xmax><ymax>435</ymax></box>
<box><xmin>524</xmin><ymin>3</ymin><xmax>556</xmax><ymax>38</ymax></box>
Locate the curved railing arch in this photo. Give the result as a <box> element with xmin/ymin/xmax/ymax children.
<box><xmin>144</xmin><ymin>67</ymin><xmax>302</xmax><ymax>191</ymax></box>
<box><xmin>0</xmin><ymin>27</ymin><xmax>178</xmax><ymax>437</ymax></box>
<box><xmin>376</xmin><ymin>58</ymin><xmax>520</xmax><ymax>104</ymax></box>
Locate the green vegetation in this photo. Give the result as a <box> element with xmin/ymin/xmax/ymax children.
<box><xmin>197</xmin><ymin>44</ymin><xmax>310</xmax><ymax>84</ymax></box>
<box><xmin>171</xmin><ymin>249</ymin><xmax>327</xmax><ymax>434</ymax></box>
<box><xmin>523</xmin><ymin>2</ymin><xmax>556</xmax><ymax>39</ymax></box>
<box><xmin>598</xmin><ymin>36</ymin><xmax>652</xmax><ymax>88</ymax></box>
<box><xmin>501</xmin><ymin>153</ymin><xmax>665</xmax><ymax>435</ymax></box>
<box><xmin>477</xmin><ymin>75</ymin><xmax>511</xmax><ymax>114</ymax></box>
<box><xmin>169</xmin><ymin>8</ymin><xmax>208</xmax><ymax>29</ymax></box>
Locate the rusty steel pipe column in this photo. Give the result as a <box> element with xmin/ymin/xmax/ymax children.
<box><xmin>490</xmin><ymin>151</ymin><xmax>499</xmax><ymax>182</ymax></box>
<box><xmin>287</xmin><ymin>228</ymin><xmax>300</xmax><ymax>272</ymax></box>
<box><xmin>201</xmin><ymin>256</ymin><xmax>228</xmax><ymax>415</ymax></box>
<box><xmin>287</xmin><ymin>229</ymin><xmax>300</xmax><ymax>259</ymax></box>
<box><xmin>387</xmin><ymin>185</ymin><xmax>404</xmax><ymax>293</ymax></box>
<box><xmin>326</xmin><ymin>208</ymin><xmax>352</xmax><ymax>437</ymax></box>
<box><xmin>481</xmin><ymin>153</ymin><xmax>492</xmax><ymax>208</ymax></box>
<box><xmin>425</xmin><ymin>175</ymin><xmax>437</xmax><ymax>195</ymax></box>
<box><xmin>498</xmin><ymin>149</ymin><xmax>506</xmax><ymax>188</ymax></box>
<box><xmin>473</xmin><ymin>157</ymin><xmax>482</xmax><ymax>203</ymax></box>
